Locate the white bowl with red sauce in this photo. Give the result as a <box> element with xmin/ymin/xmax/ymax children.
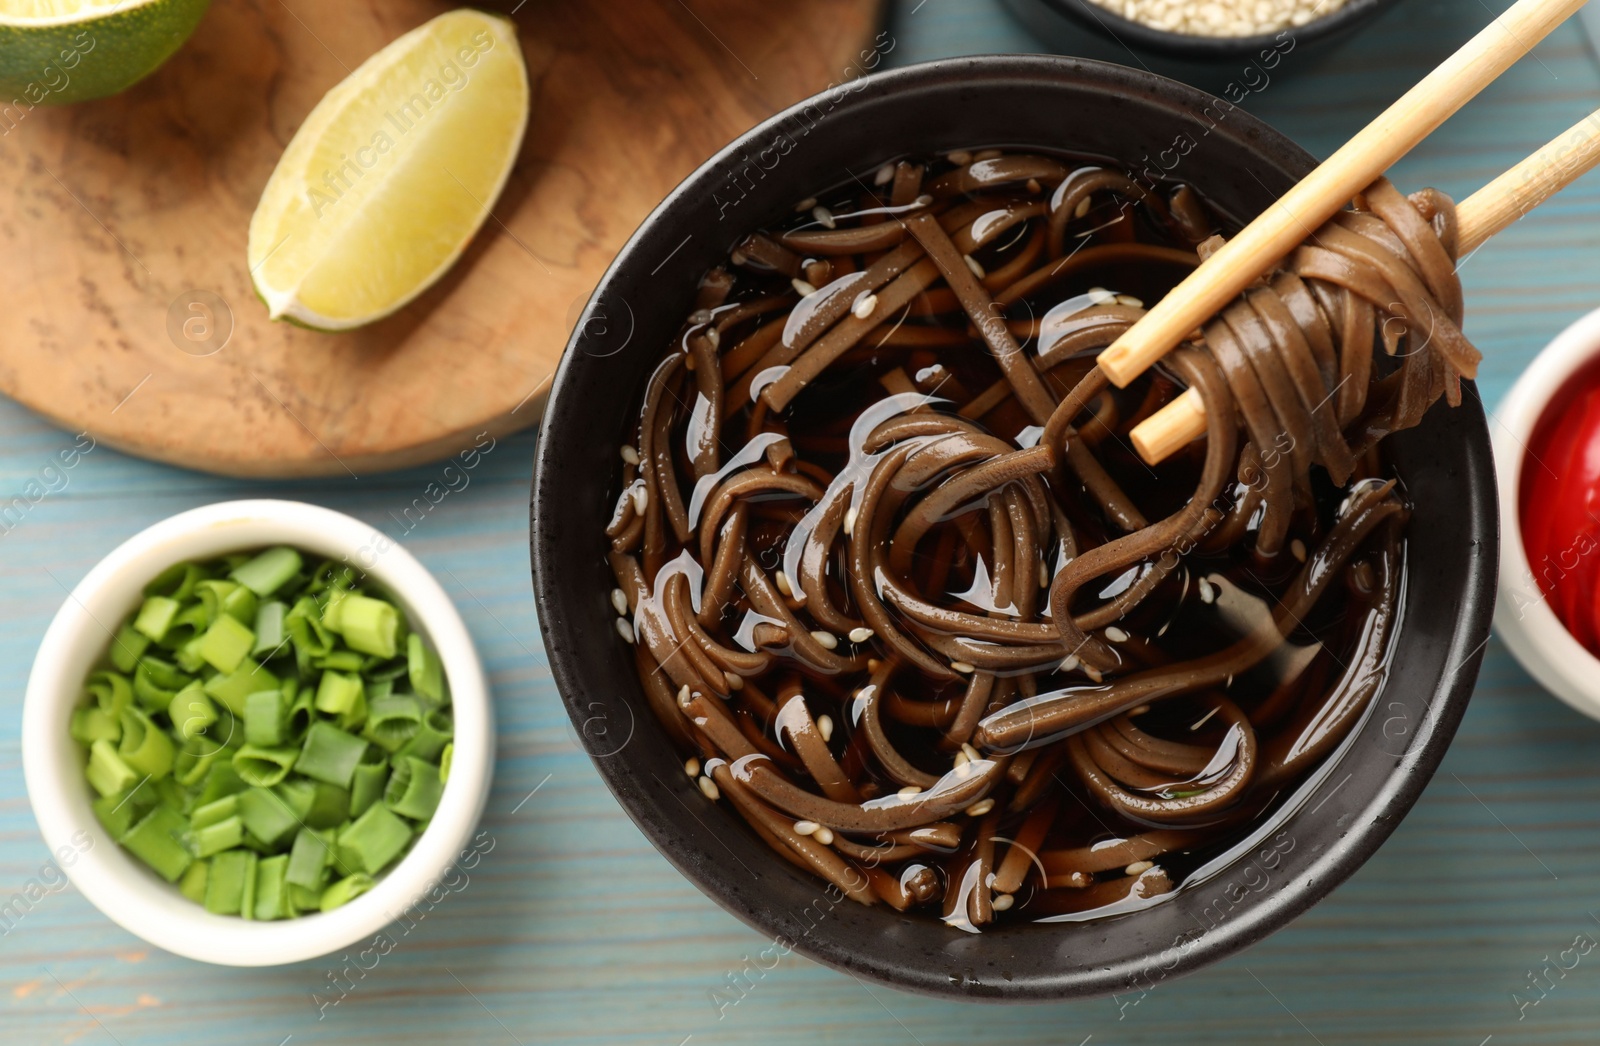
<box><xmin>1494</xmin><ymin>305</ymin><xmax>1600</xmax><ymax>719</ymax></box>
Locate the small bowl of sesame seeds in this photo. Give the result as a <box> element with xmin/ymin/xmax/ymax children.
<box><xmin>1013</xmin><ymin>0</ymin><xmax>1401</xmax><ymax>61</ymax></box>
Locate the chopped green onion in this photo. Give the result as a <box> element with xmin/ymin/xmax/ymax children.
<box><xmin>191</xmin><ymin>793</ymin><xmax>239</xmax><ymax>829</ymax></box>
<box><xmin>337</xmin><ymin>803</ymin><xmax>412</xmax><ymax>875</ymax></box>
<box><xmin>439</xmin><ymin>742</ymin><xmax>453</xmax><ymax>784</ymax></box>
<box><xmin>314</xmin><ymin>650</ymin><xmax>366</xmax><ymax>672</ymax></box>
<box><xmin>398</xmin><ymin>709</ymin><xmax>453</xmax><ymax>763</ymax></box>
<box><xmin>365</xmin><ymin>694</ymin><xmax>422</xmax><ymax>750</ymax></box>
<box><xmin>179</xmin><ymin>859</ymin><xmax>209</xmax><ymax>904</ymax></box>
<box><xmin>121</xmin><ymin>805</ymin><xmax>192</xmax><ymax>882</ymax></box>
<box><xmin>239</xmin><ymin>850</ymin><xmax>260</xmax><ymax>920</ymax></box>
<box><xmin>408</xmin><ymin>633</ymin><xmax>445</xmax><ymax>703</ymax></box>
<box><xmin>295</xmin><ymin>722</ymin><xmax>368</xmax><ymax>788</ymax></box>
<box><xmin>133</xmin><ymin>658</ymin><xmax>191</xmax><ymax>712</ymax></box>
<box><xmin>231</xmin><ymin>546</ymin><xmax>303</xmax><ymax>597</ymax></box>
<box><xmin>284</xmin><ymin>685</ymin><xmax>316</xmax><ymax>742</ymax></box>
<box><xmin>204</xmin><ymin>850</ymin><xmax>251</xmax><ymax>915</ymax></box>
<box><xmin>109</xmin><ymin>624</ymin><xmax>150</xmax><ymax>673</ymax></box>
<box><xmin>286</xmin><ymin>828</ymin><xmax>334</xmax><ymax>889</ymax></box>
<box><xmin>232</xmin><ymin>744</ymin><xmax>298</xmax><ymax>788</ymax></box>
<box><xmin>87</xmin><ymin>739</ymin><xmax>141</xmax><ymax>797</ymax></box>
<box><xmin>87</xmin><ymin>670</ymin><xmax>133</xmax><ymax>717</ymax></box>
<box><xmin>133</xmin><ymin>596</ymin><xmax>181</xmax><ymax>642</ymax></box>
<box><xmin>384</xmin><ymin>755</ymin><xmax>444</xmax><ymax>821</ymax></box>
<box><xmin>320</xmin><ymin>873</ymin><xmax>375</xmax><ymax>912</ymax></box>
<box><xmin>145</xmin><ymin>561</ymin><xmax>206</xmax><ymax>602</ymax></box>
<box><xmin>92</xmin><ymin>786</ymin><xmax>151</xmax><ymax>838</ymax></box>
<box><xmin>198</xmin><ymin>614</ymin><xmax>256</xmax><ymax>674</ymax></box>
<box><xmin>203</xmin><ymin>659</ymin><xmax>279</xmax><ymax>716</ymax></box>
<box><xmin>169</xmin><ymin>681</ymin><xmax>218</xmax><ymax>742</ymax></box>
<box><xmin>314</xmin><ymin>671</ymin><xmax>363</xmax><ymax>716</ymax></box>
<box><xmin>254</xmin><ymin>854</ymin><xmax>292</xmax><ymax>920</ymax></box>
<box><xmin>253</xmin><ymin>601</ymin><xmax>287</xmax><ymax>658</ymax></box>
<box><xmin>337</xmin><ymin>595</ymin><xmax>401</xmax><ymax>658</ymax></box>
<box><xmin>243</xmin><ymin>689</ymin><xmax>285</xmax><ymax>747</ymax></box>
<box><xmin>349</xmin><ymin>749</ymin><xmax>389</xmax><ymax>818</ymax></box>
<box><xmin>195</xmin><ymin>815</ymin><xmax>245</xmax><ymax>857</ymax></box>
<box><xmin>117</xmin><ymin>708</ymin><xmax>174</xmax><ymax>780</ymax></box>
<box><xmin>238</xmin><ymin>786</ymin><xmax>300</xmax><ymax>848</ymax></box>
<box><xmin>70</xmin><ymin>706</ymin><xmax>121</xmax><ymax>746</ymax></box>
<box><xmin>196</xmin><ymin>760</ymin><xmax>248</xmax><ymax>806</ymax></box>
<box><xmin>174</xmin><ymin>735</ymin><xmax>225</xmax><ymax>788</ymax></box>
<box><xmin>305</xmin><ymin>782</ymin><xmax>351</xmax><ymax>830</ymax></box>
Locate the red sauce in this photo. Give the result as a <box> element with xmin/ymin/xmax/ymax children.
<box><xmin>1521</xmin><ymin>355</ymin><xmax>1600</xmax><ymax>655</ymax></box>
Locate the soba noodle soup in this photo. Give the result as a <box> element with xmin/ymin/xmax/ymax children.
<box><xmin>604</xmin><ymin>147</ymin><xmax>1474</xmax><ymax>928</ymax></box>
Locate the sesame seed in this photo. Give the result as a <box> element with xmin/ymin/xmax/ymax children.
<box><xmin>1084</xmin><ymin>665</ymin><xmax>1104</xmax><ymax>683</ymax></box>
<box><xmin>795</xmin><ymin>196</ymin><xmax>818</xmax><ymax>212</ymax></box>
<box><xmin>848</xmin><ymin>627</ymin><xmax>874</xmax><ymax>643</ymax></box>
<box><xmin>813</xmin><ymin>826</ymin><xmax>835</xmax><ymax>846</ymax></box>
<box><xmin>730</xmin><ymin>250</ymin><xmax>748</xmax><ymax>266</ymax></box>
<box><xmin>811</xmin><ymin>630</ymin><xmax>839</xmax><ymax>651</ymax></box>
<box><xmin>914</xmin><ymin>194</ymin><xmax>933</xmax><ymax>207</ymax></box>
<box><xmin>951</xmin><ymin>661</ymin><xmax>976</xmax><ymax>674</ymax></box>
<box><xmin>898</xmin><ymin>785</ymin><xmax>923</xmax><ymax>798</ymax></box>
<box><xmin>966</xmin><ymin>799</ymin><xmax>995</xmax><ymax>817</ymax></box>
<box><xmin>954</xmin><ymin>750</ymin><xmax>970</xmax><ymax>767</ymax></box>
<box><xmin>610</xmin><ymin>588</ymin><xmax>629</xmax><ymax>616</ymax></box>
<box><xmin>1025</xmin><ymin>178</ymin><xmax>1042</xmax><ymax>194</ymax></box>
<box><xmin>699</xmin><ymin>776</ymin><xmax>720</xmax><ymax>800</ymax></box>
<box><xmin>961</xmin><ymin>743</ymin><xmax>981</xmax><ymax>763</ymax></box>
<box><xmin>1058</xmin><ymin>654</ymin><xmax>1080</xmax><ymax>673</ymax></box>
<box><xmin>1104</xmin><ymin>626</ymin><xmax>1130</xmax><ymax>643</ymax></box>
<box><xmin>1129</xmin><ymin>704</ymin><xmax>1151</xmax><ymax>717</ymax></box>
<box><xmin>677</xmin><ymin>684</ymin><xmax>692</xmax><ymax>707</ymax></box>
<box><xmin>794</xmin><ymin>820</ymin><xmax>819</xmax><ymax>836</ymax></box>
<box><xmin>1086</xmin><ymin>286</ymin><xmax>1116</xmax><ymax>305</ymax></box>
<box><xmin>853</xmin><ymin>293</ymin><xmax>878</xmax><ymax>319</ymax></box>
<box><xmin>688</xmin><ymin>308</ymin><xmax>714</xmax><ymax>324</ymax></box>
<box><xmin>1040</xmin><ymin>561</ymin><xmax>1050</xmax><ymax>588</ymax></box>
<box><xmin>615</xmin><ymin>618</ymin><xmax>634</xmax><ymax>643</ymax></box>
<box><xmin>992</xmin><ymin>893</ymin><xmax>1015</xmax><ymax>911</ymax></box>
<box><xmin>631</xmin><ymin>484</ymin><xmax>647</xmax><ymax>513</ymax></box>
<box><xmin>725</xmin><ymin>672</ymin><xmax>743</xmax><ymax>691</ymax></box>
<box><xmin>775</xmin><ymin>570</ymin><xmax>794</xmax><ymax>597</ymax></box>
<box><xmin>791</xmin><ymin>278</ymin><xmax>817</xmax><ymax>297</ymax></box>
<box><xmin>963</xmin><ymin>254</ymin><xmax>986</xmax><ymax>279</ymax></box>
<box><xmin>684</xmin><ymin>757</ymin><xmax>701</xmax><ymax>778</ymax></box>
<box><xmin>948</xmin><ymin>150</ymin><xmax>972</xmax><ymax>165</ymax></box>
<box><xmin>1126</xmin><ymin>860</ymin><xmax>1154</xmax><ymax>876</ymax></box>
<box><xmin>1074</xmin><ymin>195</ymin><xmax>1093</xmax><ymax>219</ymax></box>
<box><xmin>619</xmin><ymin>444</ymin><xmax>640</xmax><ymax>465</ymax></box>
<box><xmin>1291</xmin><ymin>538</ymin><xmax>1307</xmax><ymax>562</ymax></box>
<box><xmin>817</xmin><ymin>715</ymin><xmax>833</xmax><ymax>742</ymax></box>
<box><xmin>1115</xmin><ymin>295</ymin><xmax>1144</xmax><ymax>308</ymax></box>
<box><xmin>844</xmin><ymin>506</ymin><xmax>858</xmax><ymax>533</ymax></box>
<box><xmin>705</xmin><ymin>327</ymin><xmax>721</xmax><ymax>349</ymax></box>
<box><xmin>812</xmin><ymin>205</ymin><xmax>836</xmax><ymax>229</ymax></box>
<box><xmin>1198</xmin><ymin>577</ymin><xmax>1216</xmax><ymax>604</ymax></box>
<box><xmin>874</xmin><ymin>163</ymin><xmax>896</xmax><ymax>186</ymax></box>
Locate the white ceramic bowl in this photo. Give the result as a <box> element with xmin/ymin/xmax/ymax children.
<box><xmin>22</xmin><ymin>499</ymin><xmax>493</xmax><ymax>966</ymax></box>
<box><xmin>1493</xmin><ymin>305</ymin><xmax>1600</xmax><ymax>720</ymax></box>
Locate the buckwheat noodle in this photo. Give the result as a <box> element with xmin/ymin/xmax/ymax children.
<box><xmin>605</xmin><ymin>148</ymin><xmax>1473</xmax><ymax>928</ymax></box>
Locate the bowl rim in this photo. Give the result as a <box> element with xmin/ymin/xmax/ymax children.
<box><xmin>21</xmin><ymin>498</ymin><xmax>494</xmax><ymax>967</ymax></box>
<box><xmin>531</xmin><ymin>52</ymin><xmax>1496</xmax><ymax>999</ymax></box>
<box><xmin>1491</xmin><ymin>304</ymin><xmax>1600</xmax><ymax>718</ymax></box>
<box><xmin>1028</xmin><ymin>0</ymin><xmax>1395</xmax><ymax>58</ymax></box>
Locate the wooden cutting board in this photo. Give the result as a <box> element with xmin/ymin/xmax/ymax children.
<box><xmin>0</xmin><ymin>0</ymin><xmax>882</xmax><ymax>476</ymax></box>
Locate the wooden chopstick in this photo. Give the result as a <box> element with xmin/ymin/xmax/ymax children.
<box><xmin>1095</xmin><ymin>0</ymin><xmax>1587</xmax><ymax>392</ymax></box>
<box><xmin>1128</xmin><ymin>104</ymin><xmax>1600</xmax><ymax>466</ymax></box>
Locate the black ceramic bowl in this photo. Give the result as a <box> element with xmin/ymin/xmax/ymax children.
<box><xmin>531</xmin><ymin>54</ymin><xmax>1496</xmax><ymax>1000</ymax></box>
<box><xmin>1008</xmin><ymin>0</ymin><xmax>1401</xmax><ymax>61</ymax></box>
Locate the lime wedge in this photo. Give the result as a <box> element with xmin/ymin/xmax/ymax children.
<box><xmin>0</xmin><ymin>0</ymin><xmax>210</xmax><ymax>104</ymax></box>
<box><xmin>248</xmin><ymin>10</ymin><xmax>529</xmax><ymax>331</ymax></box>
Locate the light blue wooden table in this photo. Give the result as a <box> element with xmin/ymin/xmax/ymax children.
<box><xmin>5</xmin><ymin>1</ymin><xmax>1600</xmax><ymax>1042</ymax></box>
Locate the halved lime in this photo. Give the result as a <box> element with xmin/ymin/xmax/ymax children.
<box><xmin>247</xmin><ymin>9</ymin><xmax>530</xmax><ymax>332</ymax></box>
<box><xmin>0</xmin><ymin>0</ymin><xmax>210</xmax><ymax>105</ymax></box>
